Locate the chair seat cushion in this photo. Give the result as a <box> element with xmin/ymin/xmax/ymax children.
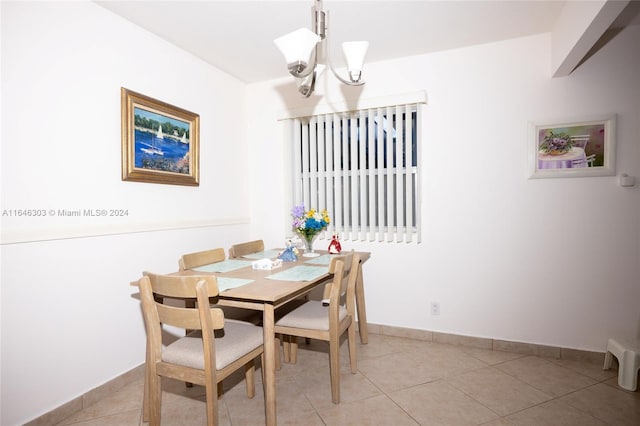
<box><xmin>275</xmin><ymin>301</ymin><xmax>347</xmax><ymax>331</ymax></box>
<box><xmin>162</xmin><ymin>320</ymin><xmax>263</xmax><ymax>371</ymax></box>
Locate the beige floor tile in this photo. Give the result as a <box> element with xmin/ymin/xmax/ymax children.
<box><xmin>462</xmin><ymin>347</ymin><xmax>527</xmax><ymax>365</ymax></box>
<box><xmin>59</xmin><ymin>409</ymin><xmax>141</xmax><ymax>426</ymax></box>
<box><xmin>317</xmin><ymin>394</ymin><xmax>419</xmax><ymax>426</ymax></box>
<box><xmin>57</xmin><ymin>380</ymin><xmax>143</xmax><ymax>425</ymax></box>
<box><xmin>480</xmin><ymin>418</ymin><xmax>516</xmax><ymax>425</ymax></box>
<box><xmin>390</xmin><ymin>380</ymin><xmax>499</xmax><ymax>425</ymax></box>
<box><xmin>147</xmin><ymin>394</ymin><xmax>221</xmax><ymax>426</ymax></box>
<box><xmin>447</xmin><ymin>366</ymin><xmax>552</xmax><ymax>416</ymax></box>
<box><xmin>505</xmin><ymin>399</ymin><xmax>607</xmax><ymax>425</ymax></box>
<box><xmin>550</xmin><ymin>357</ymin><xmax>618</xmax><ymax>381</ymax></box>
<box><xmin>559</xmin><ymin>383</ymin><xmax>640</xmax><ymax>426</ymax></box>
<box><xmin>294</xmin><ymin>366</ymin><xmax>382</xmax><ymax>410</ymax></box>
<box><xmin>406</xmin><ymin>343</ymin><xmax>489</xmax><ymax>377</ymax></box>
<box><xmin>602</xmin><ymin>375</ymin><xmax>640</xmax><ymax>395</ymax></box>
<box><xmin>496</xmin><ymin>356</ymin><xmax>597</xmax><ymax>397</ymax></box>
<box><xmin>357</xmin><ymin>350</ymin><xmax>442</xmax><ymax>393</ymax></box>
<box><xmin>51</xmin><ymin>336</ymin><xmax>640</xmax><ymax>426</ymax></box>
<box><xmin>355</xmin><ymin>333</ymin><xmax>409</xmax><ymax>360</ymax></box>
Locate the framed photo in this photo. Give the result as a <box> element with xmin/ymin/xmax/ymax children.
<box><xmin>528</xmin><ymin>115</ymin><xmax>616</xmax><ymax>179</ymax></box>
<box><xmin>121</xmin><ymin>88</ymin><xmax>199</xmax><ymax>186</ymax></box>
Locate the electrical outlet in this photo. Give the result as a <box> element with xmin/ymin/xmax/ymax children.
<box><xmin>430</xmin><ymin>302</ymin><xmax>440</xmax><ymax>316</ymax></box>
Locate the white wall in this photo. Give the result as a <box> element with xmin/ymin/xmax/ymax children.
<box><xmin>247</xmin><ymin>27</ymin><xmax>640</xmax><ymax>351</ymax></box>
<box><xmin>0</xmin><ymin>2</ymin><xmax>253</xmax><ymax>424</ymax></box>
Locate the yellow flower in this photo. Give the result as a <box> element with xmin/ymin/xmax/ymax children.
<box><xmin>322</xmin><ymin>210</ymin><xmax>330</xmax><ymax>223</ymax></box>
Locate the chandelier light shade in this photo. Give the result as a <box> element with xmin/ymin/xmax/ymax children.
<box><xmin>342</xmin><ymin>41</ymin><xmax>369</xmax><ymax>82</ymax></box>
<box><xmin>273</xmin><ymin>0</ymin><xmax>369</xmax><ymax>97</ymax></box>
<box><xmin>274</xmin><ymin>28</ymin><xmax>321</xmax><ymax>77</ymax></box>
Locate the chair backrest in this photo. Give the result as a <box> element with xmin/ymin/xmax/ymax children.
<box><xmin>140</xmin><ymin>272</ymin><xmax>225</xmax><ymax>331</ymax></box>
<box><xmin>179</xmin><ymin>248</ymin><xmax>226</xmax><ymax>271</ymax></box>
<box><xmin>138</xmin><ymin>272</ymin><xmax>226</xmax><ymax>390</ymax></box>
<box><xmin>326</xmin><ymin>252</ymin><xmax>360</xmax><ymax>318</ymax></box>
<box><xmin>228</xmin><ymin>240</ymin><xmax>264</xmax><ymax>259</ymax></box>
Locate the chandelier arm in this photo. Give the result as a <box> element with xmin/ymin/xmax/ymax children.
<box><xmin>324</xmin><ymin>30</ymin><xmax>365</xmax><ymax>86</ymax></box>
<box><xmin>329</xmin><ymin>62</ymin><xmax>365</xmax><ymax>86</ymax></box>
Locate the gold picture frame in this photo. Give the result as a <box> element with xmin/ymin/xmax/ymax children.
<box><xmin>121</xmin><ymin>87</ymin><xmax>200</xmax><ymax>186</ymax></box>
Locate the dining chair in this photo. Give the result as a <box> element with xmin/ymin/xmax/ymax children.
<box><xmin>228</xmin><ymin>239</ymin><xmax>264</xmax><ymax>259</ymax></box>
<box><xmin>179</xmin><ymin>248</ymin><xmax>261</xmax><ymax>325</ymax></box>
<box><xmin>138</xmin><ymin>272</ymin><xmax>264</xmax><ymax>426</ymax></box>
<box><xmin>274</xmin><ymin>251</ymin><xmax>360</xmax><ymax>404</ymax></box>
<box><xmin>179</xmin><ymin>247</ymin><xmax>274</xmax><ymax>367</ymax></box>
<box><xmin>179</xmin><ymin>247</ymin><xmax>226</xmax><ymax>271</ymax></box>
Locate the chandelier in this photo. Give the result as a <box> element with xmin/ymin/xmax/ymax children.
<box><xmin>273</xmin><ymin>0</ymin><xmax>369</xmax><ymax>97</ymax></box>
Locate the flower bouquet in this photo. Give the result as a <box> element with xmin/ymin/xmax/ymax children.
<box><xmin>539</xmin><ymin>131</ymin><xmax>574</xmax><ymax>155</ymax></box>
<box><xmin>291</xmin><ymin>205</ymin><xmax>330</xmax><ymax>257</ymax></box>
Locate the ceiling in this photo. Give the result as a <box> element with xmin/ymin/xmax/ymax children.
<box><xmin>96</xmin><ymin>1</ymin><xmax>640</xmax><ymax>84</ymax></box>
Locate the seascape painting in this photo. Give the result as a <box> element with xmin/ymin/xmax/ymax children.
<box><xmin>121</xmin><ymin>88</ymin><xmax>200</xmax><ymax>186</ymax></box>
<box><xmin>134</xmin><ymin>107</ymin><xmax>191</xmax><ymax>174</ymax></box>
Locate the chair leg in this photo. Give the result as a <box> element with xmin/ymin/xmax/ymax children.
<box><xmin>283</xmin><ymin>335</ymin><xmax>291</xmax><ymax>363</ymax></box>
<box><xmin>245</xmin><ymin>361</ymin><xmax>256</xmax><ymax>398</ymax></box>
<box><xmin>290</xmin><ymin>336</ymin><xmax>299</xmax><ymax>364</ymax></box>
<box><xmin>348</xmin><ymin>323</ymin><xmax>357</xmax><ymax>373</ymax></box>
<box><xmin>274</xmin><ymin>336</ymin><xmax>281</xmax><ymax>370</ymax></box>
<box><xmin>205</xmin><ymin>379</ymin><xmax>218</xmax><ymax>426</ymax></box>
<box><xmin>329</xmin><ymin>333</ymin><xmax>341</xmax><ymax>404</ymax></box>
<box><xmin>143</xmin><ymin>346</ymin><xmax>150</xmax><ymax>422</ymax></box>
<box><xmin>217</xmin><ymin>382</ymin><xmax>223</xmax><ymax>399</ymax></box>
<box><xmin>148</xmin><ymin>373</ymin><xmax>162</xmax><ymax>425</ymax></box>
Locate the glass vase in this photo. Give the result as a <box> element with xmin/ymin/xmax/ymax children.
<box><xmin>302</xmin><ymin>234</ymin><xmax>320</xmax><ymax>257</ymax></box>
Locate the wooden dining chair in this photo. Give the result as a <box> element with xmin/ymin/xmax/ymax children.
<box><xmin>138</xmin><ymin>272</ymin><xmax>264</xmax><ymax>426</ymax></box>
<box><xmin>178</xmin><ymin>246</ymin><xmax>276</xmax><ymax>368</ymax></box>
<box><xmin>228</xmin><ymin>239</ymin><xmax>264</xmax><ymax>259</ymax></box>
<box><xmin>274</xmin><ymin>252</ymin><xmax>360</xmax><ymax>404</ymax></box>
<box><xmin>179</xmin><ymin>248</ymin><xmax>226</xmax><ymax>271</ymax></box>
<box><xmin>179</xmin><ymin>248</ymin><xmax>262</xmax><ymax>324</ymax></box>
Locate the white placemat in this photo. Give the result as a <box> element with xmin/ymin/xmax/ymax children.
<box><xmin>265</xmin><ymin>265</ymin><xmax>328</xmax><ymax>282</ymax></box>
<box><xmin>192</xmin><ymin>259</ymin><xmax>252</xmax><ymax>273</ymax></box>
<box><xmin>217</xmin><ymin>277</ymin><xmax>254</xmax><ymax>292</ymax></box>
<box><xmin>240</xmin><ymin>250</ymin><xmax>281</xmax><ymax>260</ymax></box>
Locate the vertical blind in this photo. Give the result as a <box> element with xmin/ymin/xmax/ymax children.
<box><xmin>290</xmin><ymin>103</ymin><xmax>421</xmax><ymax>243</ymax></box>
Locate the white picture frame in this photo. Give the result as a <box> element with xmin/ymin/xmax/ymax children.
<box><xmin>528</xmin><ymin>115</ymin><xmax>616</xmax><ymax>179</ymax></box>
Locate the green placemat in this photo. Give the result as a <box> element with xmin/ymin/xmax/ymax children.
<box><xmin>217</xmin><ymin>277</ymin><xmax>254</xmax><ymax>292</ymax></box>
<box><xmin>304</xmin><ymin>254</ymin><xmax>333</xmax><ymax>265</ymax></box>
<box><xmin>191</xmin><ymin>259</ymin><xmax>252</xmax><ymax>273</ymax></box>
<box><xmin>265</xmin><ymin>265</ymin><xmax>328</xmax><ymax>282</ymax></box>
<box><xmin>240</xmin><ymin>250</ymin><xmax>281</xmax><ymax>260</ymax></box>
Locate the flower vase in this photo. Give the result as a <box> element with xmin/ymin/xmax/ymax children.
<box><xmin>302</xmin><ymin>234</ymin><xmax>320</xmax><ymax>258</ymax></box>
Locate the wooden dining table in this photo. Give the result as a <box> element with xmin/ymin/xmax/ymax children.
<box><xmin>177</xmin><ymin>249</ymin><xmax>370</xmax><ymax>426</ymax></box>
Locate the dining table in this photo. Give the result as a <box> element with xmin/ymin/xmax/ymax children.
<box><xmin>177</xmin><ymin>248</ymin><xmax>371</xmax><ymax>426</ymax></box>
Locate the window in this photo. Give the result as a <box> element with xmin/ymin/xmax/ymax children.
<box><xmin>287</xmin><ymin>99</ymin><xmax>423</xmax><ymax>243</ymax></box>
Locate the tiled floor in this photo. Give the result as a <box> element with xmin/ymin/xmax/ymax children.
<box><xmin>56</xmin><ymin>334</ymin><xmax>640</xmax><ymax>425</ymax></box>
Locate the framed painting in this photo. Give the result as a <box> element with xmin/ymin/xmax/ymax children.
<box><xmin>528</xmin><ymin>115</ymin><xmax>616</xmax><ymax>179</ymax></box>
<box><xmin>121</xmin><ymin>87</ymin><xmax>199</xmax><ymax>186</ymax></box>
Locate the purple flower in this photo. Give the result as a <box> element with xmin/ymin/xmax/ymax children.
<box><xmin>291</xmin><ymin>205</ymin><xmax>305</xmax><ymax>218</ymax></box>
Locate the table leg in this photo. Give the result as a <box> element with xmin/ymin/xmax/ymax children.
<box><xmin>263</xmin><ymin>304</ymin><xmax>277</xmax><ymax>426</ymax></box>
<box><xmin>355</xmin><ymin>262</ymin><xmax>369</xmax><ymax>344</ymax></box>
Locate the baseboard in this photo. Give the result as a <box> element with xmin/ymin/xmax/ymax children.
<box><xmin>362</xmin><ymin>322</ymin><xmax>606</xmax><ymax>365</ymax></box>
<box><xmin>25</xmin><ymin>324</ymin><xmax>607</xmax><ymax>425</ymax></box>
